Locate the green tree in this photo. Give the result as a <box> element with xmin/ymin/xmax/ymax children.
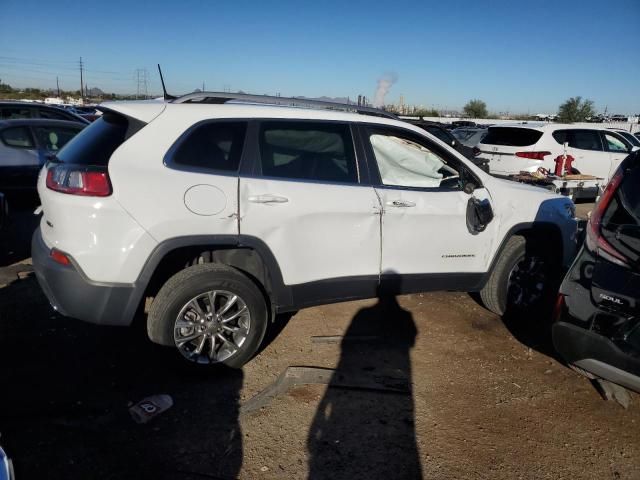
<box><xmin>414</xmin><ymin>108</ymin><xmax>439</xmax><ymax>117</ymax></box>
<box><xmin>557</xmin><ymin>96</ymin><xmax>595</xmax><ymax>123</ymax></box>
<box><xmin>463</xmin><ymin>99</ymin><xmax>488</xmax><ymax>118</ymax></box>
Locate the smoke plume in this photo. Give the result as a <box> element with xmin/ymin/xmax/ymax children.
<box><xmin>373</xmin><ymin>72</ymin><xmax>398</xmax><ymax>107</ymax></box>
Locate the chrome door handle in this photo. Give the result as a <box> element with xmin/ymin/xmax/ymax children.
<box><xmin>248</xmin><ymin>194</ymin><xmax>289</xmax><ymax>204</ymax></box>
<box><xmin>386</xmin><ymin>200</ymin><xmax>416</xmax><ymax>208</ymax></box>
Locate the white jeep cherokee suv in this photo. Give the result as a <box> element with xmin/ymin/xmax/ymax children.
<box><xmin>477</xmin><ymin>123</ymin><xmax>637</xmax><ymax>182</ymax></box>
<box><xmin>32</xmin><ymin>93</ymin><xmax>577</xmax><ymax>367</ymax></box>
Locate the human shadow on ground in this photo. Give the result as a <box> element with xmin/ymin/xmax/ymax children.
<box><xmin>307</xmin><ymin>275</ymin><xmax>423</xmax><ymax>479</ymax></box>
<box><xmin>0</xmin><ymin>275</ymin><xmax>243</xmax><ymax>480</ymax></box>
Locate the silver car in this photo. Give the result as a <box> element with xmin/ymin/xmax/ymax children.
<box><xmin>451</xmin><ymin>127</ymin><xmax>487</xmax><ymax>148</ymax></box>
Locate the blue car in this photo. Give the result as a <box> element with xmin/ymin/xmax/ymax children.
<box><xmin>0</xmin><ymin>119</ymin><xmax>86</xmax><ymax>191</ymax></box>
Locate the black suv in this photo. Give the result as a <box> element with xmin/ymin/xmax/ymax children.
<box><xmin>553</xmin><ymin>150</ymin><xmax>640</xmax><ymax>393</ymax></box>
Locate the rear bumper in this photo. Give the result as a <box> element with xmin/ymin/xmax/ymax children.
<box><xmin>32</xmin><ymin>227</ymin><xmax>139</xmax><ymax>326</ymax></box>
<box><xmin>553</xmin><ymin>321</ymin><xmax>640</xmax><ymax>393</ymax></box>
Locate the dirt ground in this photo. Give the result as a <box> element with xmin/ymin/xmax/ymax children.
<box><xmin>1</xmin><ymin>200</ymin><xmax>639</xmax><ymax>480</ymax></box>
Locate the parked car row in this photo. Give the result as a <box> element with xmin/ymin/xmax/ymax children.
<box><xmin>587</xmin><ymin>114</ymin><xmax>637</xmax><ymax>123</ymax></box>
<box><xmin>475</xmin><ymin>123</ymin><xmax>638</xmax><ymax>183</ymax></box>
<box><xmin>0</xmin><ymin>101</ymin><xmax>89</xmax><ymax>125</ymax></box>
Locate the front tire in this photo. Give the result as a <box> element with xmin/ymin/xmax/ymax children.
<box><xmin>479</xmin><ymin>236</ymin><xmax>554</xmax><ymax>316</ymax></box>
<box><xmin>147</xmin><ymin>263</ymin><xmax>268</xmax><ymax>368</ymax></box>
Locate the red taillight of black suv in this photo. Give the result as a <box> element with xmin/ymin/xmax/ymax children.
<box><xmin>585</xmin><ymin>168</ymin><xmax>627</xmax><ymax>267</ymax></box>
<box><xmin>46</xmin><ymin>164</ymin><xmax>112</xmax><ymax>197</ymax></box>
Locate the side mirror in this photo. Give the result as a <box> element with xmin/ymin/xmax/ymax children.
<box><xmin>463</xmin><ymin>182</ymin><xmax>476</xmax><ymax>195</ymax></box>
<box><xmin>466</xmin><ymin>197</ymin><xmax>494</xmax><ymax>234</ymax></box>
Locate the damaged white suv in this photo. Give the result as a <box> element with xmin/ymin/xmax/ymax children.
<box><xmin>32</xmin><ymin>93</ymin><xmax>577</xmax><ymax>367</ymax></box>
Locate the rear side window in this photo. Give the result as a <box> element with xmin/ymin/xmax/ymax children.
<box><xmin>0</xmin><ymin>106</ymin><xmax>33</xmax><ymax>120</ymax></box>
<box><xmin>553</xmin><ymin>129</ymin><xmax>602</xmax><ymax>151</ymax></box>
<box><xmin>33</xmin><ymin>125</ymin><xmax>83</xmax><ymax>151</ymax></box>
<box><xmin>259</xmin><ymin>122</ymin><xmax>357</xmax><ymax>183</ymax></box>
<box><xmin>482</xmin><ymin>127</ymin><xmax>542</xmax><ymax>147</ymax></box>
<box><xmin>171</xmin><ymin>121</ymin><xmax>247</xmax><ymax>172</ymax></box>
<box><xmin>55</xmin><ymin>112</ymin><xmax>130</xmax><ymax>165</ymax></box>
<box><xmin>0</xmin><ymin>127</ymin><xmax>35</xmax><ymax>148</ymax></box>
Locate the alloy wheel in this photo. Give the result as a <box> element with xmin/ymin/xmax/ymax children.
<box><xmin>174</xmin><ymin>289</ymin><xmax>251</xmax><ymax>364</ymax></box>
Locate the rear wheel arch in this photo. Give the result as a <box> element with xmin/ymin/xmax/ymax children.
<box><xmin>135</xmin><ymin>235</ymin><xmax>290</xmax><ymax>320</ymax></box>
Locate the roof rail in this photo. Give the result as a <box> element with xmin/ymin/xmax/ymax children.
<box><xmin>171</xmin><ymin>91</ymin><xmax>397</xmax><ymax>120</ymax></box>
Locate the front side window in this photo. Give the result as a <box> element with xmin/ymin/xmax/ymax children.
<box><xmin>0</xmin><ymin>127</ymin><xmax>34</xmax><ymax>148</ymax></box>
<box><xmin>259</xmin><ymin>122</ymin><xmax>357</xmax><ymax>183</ymax></box>
<box><xmin>368</xmin><ymin>129</ymin><xmax>460</xmax><ymax>189</ymax></box>
<box><xmin>172</xmin><ymin>121</ymin><xmax>247</xmax><ymax>172</ymax></box>
<box><xmin>603</xmin><ymin>132</ymin><xmax>630</xmax><ymax>153</ymax></box>
<box><xmin>33</xmin><ymin>126</ymin><xmax>83</xmax><ymax>151</ymax></box>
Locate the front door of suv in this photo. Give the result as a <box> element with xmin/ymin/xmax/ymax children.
<box><xmin>239</xmin><ymin>120</ymin><xmax>381</xmax><ymax>303</ymax></box>
<box><xmin>360</xmin><ymin>125</ymin><xmax>496</xmax><ymax>289</ymax></box>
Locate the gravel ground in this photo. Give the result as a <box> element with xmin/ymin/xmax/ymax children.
<box><xmin>3</xmin><ymin>200</ymin><xmax>638</xmax><ymax>480</ymax></box>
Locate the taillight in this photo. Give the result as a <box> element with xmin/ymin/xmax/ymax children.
<box><xmin>585</xmin><ymin>168</ymin><xmax>628</xmax><ymax>267</ymax></box>
<box><xmin>552</xmin><ymin>294</ymin><xmax>566</xmax><ymax>322</ymax></box>
<box><xmin>50</xmin><ymin>248</ymin><xmax>71</xmax><ymax>266</ymax></box>
<box><xmin>46</xmin><ymin>164</ymin><xmax>111</xmax><ymax>197</ymax></box>
<box><xmin>515</xmin><ymin>151</ymin><xmax>551</xmax><ymax>160</ymax></box>
<box><xmin>472</xmin><ymin>146</ymin><xmax>480</xmax><ymax>157</ymax></box>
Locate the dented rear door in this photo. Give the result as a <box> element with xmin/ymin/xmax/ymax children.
<box><xmin>239</xmin><ymin>120</ymin><xmax>381</xmax><ymax>290</ymax></box>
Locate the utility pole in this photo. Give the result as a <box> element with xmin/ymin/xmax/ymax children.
<box><xmin>56</xmin><ymin>76</ymin><xmax>60</xmax><ymax>98</ymax></box>
<box><xmin>79</xmin><ymin>57</ymin><xmax>84</xmax><ymax>104</ymax></box>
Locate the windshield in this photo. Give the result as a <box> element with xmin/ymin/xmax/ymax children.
<box><xmin>482</xmin><ymin>127</ymin><xmax>543</xmax><ymax>146</ymax></box>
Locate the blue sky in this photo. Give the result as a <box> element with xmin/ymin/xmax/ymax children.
<box><xmin>1</xmin><ymin>0</ymin><xmax>638</xmax><ymax>114</ymax></box>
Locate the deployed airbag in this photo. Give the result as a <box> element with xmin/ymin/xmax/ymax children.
<box><xmin>370</xmin><ymin>135</ymin><xmax>443</xmax><ymax>188</ymax></box>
